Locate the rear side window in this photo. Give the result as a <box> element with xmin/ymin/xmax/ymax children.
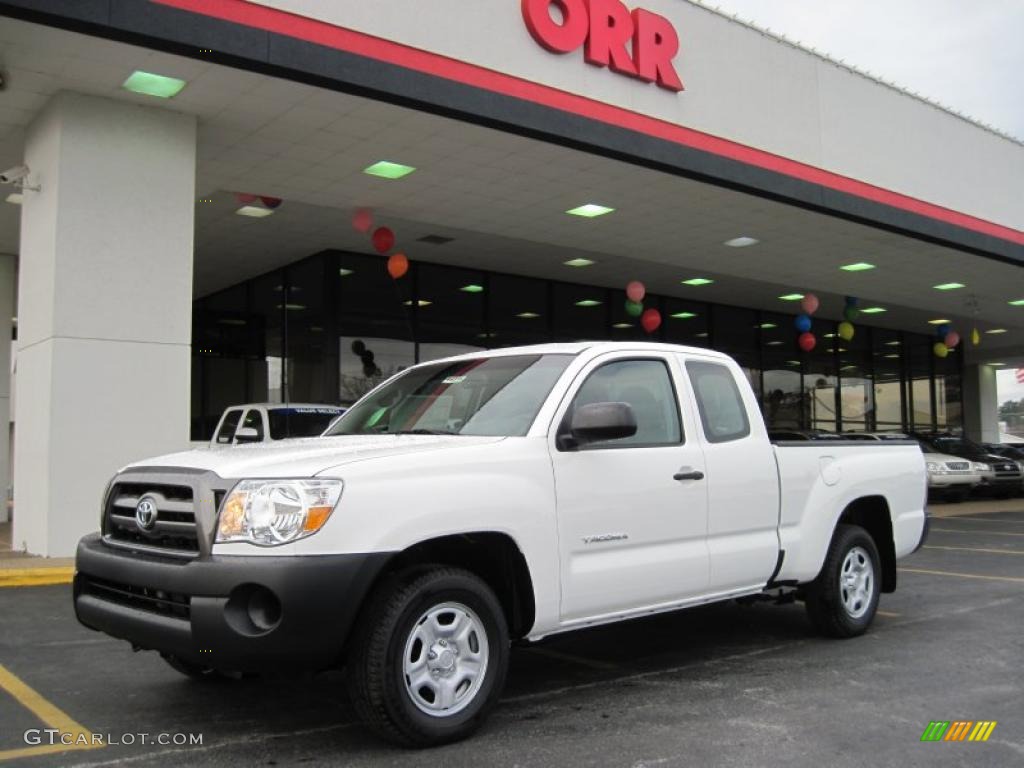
<box><xmin>215</xmin><ymin>409</ymin><xmax>243</xmax><ymax>444</ymax></box>
<box><xmin>686</xmin><ymin>361</ymin><xmax>750</xmax><ymax>443</ymax></box>
<box><xmin>241</xmin><ymin>409</ymin><xmax>265</xmax><ymax>440</ymax></box>
<box><xmin>567</xmin><ymin>359</ymin><xmax>682</xmax><ymax>447</ymax></box>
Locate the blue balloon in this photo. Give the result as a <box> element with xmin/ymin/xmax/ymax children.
<box><xmin>845</xmin><ymin>295</ymin><xmax>859</xmax><ymax>307</ymax></box>
<box><xmin>795</xmin><ymin>314</ymin><xmax>812</xmax><ymax>333</ymax></box>
<box><xmin>937</xmin><ymin>324</ymin><xmax>951</xmax><ymax>337</ymax></box>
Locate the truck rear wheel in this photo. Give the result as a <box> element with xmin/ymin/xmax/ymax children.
<box><xmin>347</xmin><ymin>566</ymin><xmax>509</xmax><ymax>747</ymax></box>
<box><xmin>804</xmin><ymin>524</ymin><xmax>880</xmax><ymax>638</ymax></box>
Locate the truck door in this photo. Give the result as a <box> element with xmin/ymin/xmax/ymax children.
<box><xmin>550</xmin><ymin>353</ymin><xmax>710</xmax><ymax>623</ymax></box>
<box><xmin>680</xmin><ymin>356</ymin><xmax>781</xmax><ymax>592</ymax></box>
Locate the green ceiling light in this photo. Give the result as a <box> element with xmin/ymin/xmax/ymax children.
<box><xmin>363</xmin><ymin>161</ymin><xmax>416</xmax><ymax>179</ymax></box>
<box><xmin>612</xmin><ymin>323</ymin><xmax>633</xmax><ymax>329</ymax></box>
<box><xmin>884</xmin><ymin>354</ymin><xmax>900</xmax><ymax>359</ymax></box>
<box><xmin>275</xmin><ymin>303</ymin><xmax>306</xmax><ymax>311</ymax></box>
<box><xmin>682</xmin><ymin>278</ymin><xmax>714</xmax><ymax>286</ymax></box>
<box><xmin>122</xmin><ymin>70</ymin><xmax>187</xmax><ymax>98</ymax></box>
<box><xmin>860</xmin><ymin>307</ymin><xmax>887</xmax><ymax>314</ymax></box>
<box><xmin>759</xmin><ymin>322</ymin><xmax>777</xmax><ymax>329</ymax></box>
<box><xmin>460</xmin><ymin>284</ymin><xmax>485</xmax><ymax>294</ymax></box>
<box><xmin>933</xmin><ymin>282</ymin><xmax>966</xmax><ymax>291</ymax></box>
<box><xmin>928</xmin><ymin>318</ymin><xmax>951</xmax><ymax>325</ymax></box>
<box><xmin>1009</xmin><ymin>299</ymin><xmax>1024</xmax><ymax>306</ymax></box>
<box><xmin>671</xmin><ymin>311</ymin><xmax>697</xmax><ymax>319</ymax></box>
<box><xmin>840</xmin><ymin>262</ymin><xmax>876</xmax><ymax>272</ymax></box>
<box><xmin>575</xmin><ymin>299</ymin><xmax>602</xmax><ymax>307</ymax></box>
<box><xmin>986</xmin><ymin>328</ymin><xmax>1008</xmax><ymax>334</ymax></box>
<box><xmin>778</xmin><ymin>293</ymin><xmax>804</xmax><ymax>301</ymax></box>
<box><xmin>516</xmin><ymin>311</ymin><xmax>541</xmax><ymax>319</ymax></box>
<box><xmin>403</xmin><ymin>299</ymin><xmax>432</xmax><ymax>307</ymax></box>
<box><xmin>989</xmin><ymin>362</ymin><xmax>1006</xmax><ymax>367</ymax></box>
<box><xmin>724</xmin><ymin>236</ymin><xmax>759</xmax><ymax>248</ymax></box>
<box><xmin>236</xmin><ymin>205</ymin><xmax>274</xmax><ymax>218</ymax></box>
<box><xmin>563</xmin><ymin>258</ymin><xmax>595</xmax><ymax>267</ymax></box>
<box><xmin>566</xmin><ymin>204</ymin><xmax>615</xmax><ymax>218</ymax></box>
<box><xmin>766</xmin><ymin>340</ymin><xmax>785</xmax><ymax>346</ymax></box>
<box><xmin>338</xmin><ymin>268</ymin><xmax>354</xmax><ymax>277</ymax></box>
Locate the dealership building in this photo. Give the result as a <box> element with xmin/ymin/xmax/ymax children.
<box><xmin>0</xmin><ymin>0</ymin><xmax>1022</xmax><ymax>556</ymax></box>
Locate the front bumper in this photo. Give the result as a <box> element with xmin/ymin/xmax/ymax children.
<box><xmin>74</xmin><ymin>533</ymin><xmax>391</xmax><ymax>673</ymax></box>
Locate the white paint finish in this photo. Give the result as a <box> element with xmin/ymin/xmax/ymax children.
<box><xmin>0</xmin><ymin>255</ymin><xmax>13</xmax><ymax>523</ymax></box>
<box><xmin>249</xmin><ymin>0</ymin><xmax>1024</xmax><ymax>230</ymax></box>
<box><xmin>962</xmin><ymin>364</ymin><xmax>1000</xmax><ymax>444</ymax></box>
<box><xmin>12</xmin><ymin>93</ymin><xmax>195</xmax><ymax>556</ymax></box>
<box><xmin>113</xmin><ymin>341</ymin><xmax>926</xmax><ymax>637</ymax></box>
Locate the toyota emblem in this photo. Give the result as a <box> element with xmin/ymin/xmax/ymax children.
<box><xmin>135</xmin><ymin>497</ymin><xmax>158</xmax><ymax>531</ymax></box>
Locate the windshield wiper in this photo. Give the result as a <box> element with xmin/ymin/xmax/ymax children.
<box><xmin>391</xmin><ymin>428</ymin><xmax>458</xmax><ymax>436</ymax></box>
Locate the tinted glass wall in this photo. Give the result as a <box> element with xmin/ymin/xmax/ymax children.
<box><xmin>191</xmin><ymin>250</ymin><xmax>963</xmax><ymax>440</ymax></box>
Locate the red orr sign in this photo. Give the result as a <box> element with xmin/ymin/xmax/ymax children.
<box><xmin>521</xmin><ymin>0</ymin><xmax>684</xmax><ymax>91</ymax></box>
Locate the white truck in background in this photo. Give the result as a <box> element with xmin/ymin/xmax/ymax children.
<box><xmin>209</xmin><ymin>403</ymin><xmax>346</xmax><ymax>447</ymax></box>
<box><xmin>75</xmin><ymin>342</ymin><xmax>928</xmax><ymax>747</ymax></box>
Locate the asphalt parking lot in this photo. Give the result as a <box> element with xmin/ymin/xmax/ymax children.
<box><xmin>1</xmin><ymin>508</ymin><xmax>1022</xmax><ymax>768</ymax></box>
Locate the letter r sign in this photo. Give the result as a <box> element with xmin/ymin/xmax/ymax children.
<box><xmin>521</xmin><ymin>0</ymin><xmax>684</xmax><ymax>91</ymax></box>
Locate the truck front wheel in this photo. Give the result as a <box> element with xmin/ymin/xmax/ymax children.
<box><xmin>804</xmin><ymin>524</ymin><xmax>880</xmax><ymax>638</ymax></box>
<box><xmin>347</xmin><ymin>566</ymin><xmax>510</xmax><ymax>747</ymax></box>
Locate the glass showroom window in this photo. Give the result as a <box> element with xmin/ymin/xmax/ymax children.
<box><xmin>760</xmin><ymin>312</ymin><xmax>803</xmax><ymax>430</ymax></box>
<box><xmin>487</xmin><ymin>273</ymin><xmax>550</xmax><ymax>348</ymax></box>
<box><xmin>907</xmin><ymin>334</ymin><xmax>935</xmax><ymax>432</ymax></box>
<box><xmin>934</xmin><ymin>346</ymin><xmax>963</xmax><ymax>431</ymax></box>
<box><xmin>662</xmin><ymin>297</ymin><xmax>709</xmax><ymax>350</ymax></box>
<box><xmin>552</xmin><ymin>282</ymin><xmax>609</xmax><ymax>341</ymax></box>
<box><xmin>837</xmin><ymin>323</ymin><xmax>874</xmax><ymax>432</ymax></box>
<box><xmin>712</xmin><ymin>305</ymin><xmax>760</xmax><ymax>402</ymax></box>
<box><xmin>806</xmin><ymin>322</ymin><xmax>839</xmax><ymax>432</ymax></box>
<box><xmin>284</xmin><ymin>256</ymin><xmax>332</xmax><ymax>404</ymax></box>
<box><xmin>873</xmin><ymin>328</ymin><xmax>905</xmax><ymax>432</ymax></box>
<box><xmin>335</xmin><ymin>251</ymin><xmax>414</xmax><ymax>406</ymax></box>
<box><xmin>416</xmin><ymin>262</ymin><xmax>487</xmax><ymax>363</ymax></box>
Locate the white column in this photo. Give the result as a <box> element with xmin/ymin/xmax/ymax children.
<box><xmin>0</xmin><ymin>254</ymin><xmax>12</xmax><ymax>525</ymax></box>
<box><xmin>12</xmin><ymin>92</ymin><xmax>196</xmax><ymax>557</ymax></box>
<box><xmin>962</xmin><ymin>364</ymin><xmax>999</xmax><ymax>443</ymax></box>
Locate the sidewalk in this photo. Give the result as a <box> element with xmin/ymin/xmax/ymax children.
<box><xmin>929</xmin><ymin>497</ymin><xmax>1024</xmax><ymax>518</ymax></box>
<box><xmin>0</xmin><ymin>521</ymin><xmax>75</xmax><ymax>586</ymax></box>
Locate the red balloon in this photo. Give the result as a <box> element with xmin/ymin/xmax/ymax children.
<box><xmin>641</xmin><ymin>308</ymin><xmax>662</xmax><ymax>334</ymax></box>
<box><xmin>235</xmin><ymin>192</ymin><xmax>258</xmax><ymax>204</ymax></box>
<box><xmin>352</xmin><ymin>208</ymin><xmax>373</xmax><ymax>233</ymax></box>
<box><xmin>387</xmin><ymin>253</ymin><xmax>409</xmax><ymax>280</ymax></box>
<box><xmin>260</xmin><ymin>196</ymin><xmax>282</xmax><ymax>210</ymax></box>
<box><xmin>798</xmin><ymin>332</ymin><xmax>816</xmax><ymax>352</ymax></box>
<box><xmin>626</xmin><ymin>281</ymin><xmax>646</xmax><ymax>303</ymax></box>
<box><xmin>800</xmin><ymin>293</ymin><xmax>820</xmax><ymax>316</ymax></box>
<box><xmin>372</xmin><ymin>227</ymin><xmax>395</xmax><ymax>254</ymax></box>
<box><xmin>944</xmin><ymin>331</ymin><xmax>960</xmax><ymax>349</ymax></box>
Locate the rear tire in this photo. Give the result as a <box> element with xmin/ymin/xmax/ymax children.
<box><xmin>804</xmin><ymin>524</ymin><xmax>880</xmax><ymax>638</ymax></box>
<box><xmin>347</xmin><ymin>566</ymin><xmax>510</xmax><ymax>747</ymax></box>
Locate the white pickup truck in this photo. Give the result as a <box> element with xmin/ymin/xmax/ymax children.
<box><xmin>74</xmin><ymin>342</ymin><xmax>928</xmax><ymax>746</ymax></box>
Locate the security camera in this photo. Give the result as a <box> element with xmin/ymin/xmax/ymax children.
<box><xmin>0</xmin><ymin>165</ymin><xmax>29</xmax><ymax>185</ymax></box>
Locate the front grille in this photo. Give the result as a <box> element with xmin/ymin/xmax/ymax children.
<box><xmin>104</xmin><ymin>482</ymin><xmax>199</xmax><ymax>557</ymax></box>
<box><xmin>946</xmin><ymin>462</ymin><xmax>970</xmax><ymax>471</ymax></box>
<box><xmin>80</xmin><ymin>575</ymin><xmax>190</xmax><ymax>619</ymax></box>
<box><xmin>993</xmin><ymin>463</ymin><xmax>1022</xmax><ymax>478</ymax></box>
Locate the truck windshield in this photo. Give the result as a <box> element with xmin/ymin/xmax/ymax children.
<box><xmin>326</xmin><ymin>354</ymin><xmax>573</xmax><ymax>437</ymax></box>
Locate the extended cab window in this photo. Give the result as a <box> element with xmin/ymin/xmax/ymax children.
<box><xmin>241</xmin><ymin>409</ymin><xmax>265</xmax><ymax>440</ymax></box>
<box><xmin>215</xmin><ymin>409</ymin><xmax>243</xmax><ymax>444</ymax></box>
<box><xmin>565</xmin><ymin>359</ymin><xmax>682</xmax><ymax>447</ymax></box>
<box><xmin>328</xmin><ymin>354</ymin><xmax>572</xmax><ymax>437</ymax></box>
<box><xmin>686</xmin><ymin>361</ymin><xmax>750</xmax><ymax>443</ymax></box>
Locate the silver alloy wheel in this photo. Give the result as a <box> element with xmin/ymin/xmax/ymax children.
<box><xmin>839</xmin><ymin>545</ymin><xmax>874</xmax><ymax>619</ymax></box>
<box><xmin>402</xmin><ymin>601</ymin><xmax>489</xmax><ymax>717</ymax></box>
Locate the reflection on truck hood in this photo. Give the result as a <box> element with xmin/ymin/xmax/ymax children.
<box><xmin>127</xmin><ymin>434</ymin><xmax>507</xmax><ymax>479</ymax></box>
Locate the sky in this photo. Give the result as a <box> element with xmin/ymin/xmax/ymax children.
<box><xmin>706</xmin><ymin>0</ymin><xmax>1024</xmax><ymax>142</ymax></box>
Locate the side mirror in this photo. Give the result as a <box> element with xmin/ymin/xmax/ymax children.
<box><xmin>567</xmin><ymin>402</ymin><xmax>637</xmax><ymax>447</ymax></box>
<box><xmin>234</xmin><ymin>427</ymin><xmax>260</xmax><ymax>444</ymax></box>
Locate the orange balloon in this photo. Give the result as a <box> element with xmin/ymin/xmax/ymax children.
<box><xmin>387</xmin><ymin>253</ymin><xmax>409</xmax><ymax>279</ymax></box>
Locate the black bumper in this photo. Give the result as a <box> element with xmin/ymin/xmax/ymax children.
<box><xmin>74</xmin><ymin>534</ymin><xmax>391</xmax><ymax>673</ymax></box>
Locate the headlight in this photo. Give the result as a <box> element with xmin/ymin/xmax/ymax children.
<box><xmin>926</xmin><ymin>462</ymin><xmax>940</xmax><ymax>473</ymax></box>
<box><xmin>216</xmin><ymin>479</ymin><xmax>343</xmax><ymax>546</ymax></box>
<box><xmin>973</xmin><ymin>463</ymin><xmax>990</xmax><ymax>472</ymax></box>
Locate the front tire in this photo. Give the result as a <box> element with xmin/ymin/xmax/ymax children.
<box><xmin>347</xmin><ymin>567</ymin><xmax>510</xmax><ymax>747</ymax></box>
<box><xmin>804</xmin><ymin>524</ymin><xmax>880</xmax><ymax>638</ymax></box>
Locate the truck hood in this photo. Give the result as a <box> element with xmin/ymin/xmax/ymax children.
<box><xmin>126</xmin><ymin>434</ymin><xmax>506</xmax><ymax>478</ymax></box>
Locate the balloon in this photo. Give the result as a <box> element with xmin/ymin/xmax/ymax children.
<box><xmin>933</xmin><ymin>342</ymin><xmax>949</xmax><ymax>359</ymax></box>
<box><xmin>352</xmin><ymin>208</ymin><xmax>373</xmax><ymax>233</ymax></box>
<box><xmin>844</xmin><ymin>306</ymin><xmax>859</xmax><ymax>322</ymax></box>
<box><xmin>795</xmin><ymin>314</ymin><xmax>812</xmax><ymax>333</ymax></box>
<box><xmin>800</xmin><ymin>294</ymin><xmax>819</xmax><ymax>315</ymax></box>
<box><xmin>259</xmin><ymin>196</ymin><xmax>282</xmax><ymax>210</ymax></box>
<box><xmin>845</xmin><ymin>295</ymin><xmax>859</xmax><ymax>307</ymax></box>
<box><xmin>387</xmin><ymin>253</ymin><xmax>409</xmax><ymax>279</ymax></box>
<box><xmin>235</xmin><ymin>192</ymin><xmax>257</xmax><ymax>204</ymax></box>
<box><xmin>641</xmin><ymin>308</ymin><xmax>662</xmax><ymax>334</ymax></box>
<box><xmin>626</xmin><ymin>281</ymin><xmax>646</xmax><ymax>303</ymax></box>
<box><xmin>944</xmin><ymin>331</ymin><xmax>960</xmax><ymax>349</ymax></box>
<box><xmin>372</xmin><ymin>227</ymin><xmax>395</xmax><ymax>254</ymax></box>
<box><xmin>936</xmin><ymin>324</ymin><xmax>951</xmax><ymax>338</ymax></box>
<box><xmin>625</xmin><ymin>300</ymin><xmax>644</xmax><ymax>318</ymax></box>
<box><xmin>838</xmin><ymin>321</ymin><xmax>855</xmax><ymax>341</ymax></box>
<box><xmin>798</xmin><ymin>332</ymin><xmax>816</xmax><ymax>352</ymax></box>
<box><xmin>971</xmin><ymin>328</ymin><xmax>981</xmax><ymax>346</ymax></box>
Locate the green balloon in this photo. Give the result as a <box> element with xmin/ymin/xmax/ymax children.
<box><xmin>625</xmin><ymin>300</ymin><xmax>644</xmax><ymax>317</ymax></box>
<box><xmin>844</xmin><ymin>306</ymin><xmax>859</xmax><ymax>322</ymax></box>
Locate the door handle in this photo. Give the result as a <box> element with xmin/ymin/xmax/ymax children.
<box><xmin>673</xmin><ymin>468</ymin><xmax>705</xmax><ymax>481</ymax></box>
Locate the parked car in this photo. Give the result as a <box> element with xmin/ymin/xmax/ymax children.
<box><xmin>915</xmin><ymin>434</ymin><xmax>1023</xmax><ymax>498</ymax></box>
<box><xmin>210</xmin><ymin>403</ymin><xmax>346</xmax><ymax>447</ymax></box>
<box><xmin>75</xmin><ymin>342</ymin><xmax>927</xmax><ymax>747</ymax></box>
<box><xmin>842</xmin><ymin>433</ymin><xmax>980</xmax><ymax>502</ymax></box>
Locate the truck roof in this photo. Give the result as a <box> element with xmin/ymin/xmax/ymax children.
<box><xmin>430</xmin><ymin>341</ymin><xmax>733</xmax><ymax>365</ymax></box>
<box><xmin>220</xmin><ymin>403</ymin><xmax>345</xmax><ymax>410</ymax></box>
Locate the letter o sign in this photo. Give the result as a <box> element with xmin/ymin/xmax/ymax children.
<box><xmin>522</xmin><ymin>0</ymin><xmax>589</xmax><ymax>54</ymax></box>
